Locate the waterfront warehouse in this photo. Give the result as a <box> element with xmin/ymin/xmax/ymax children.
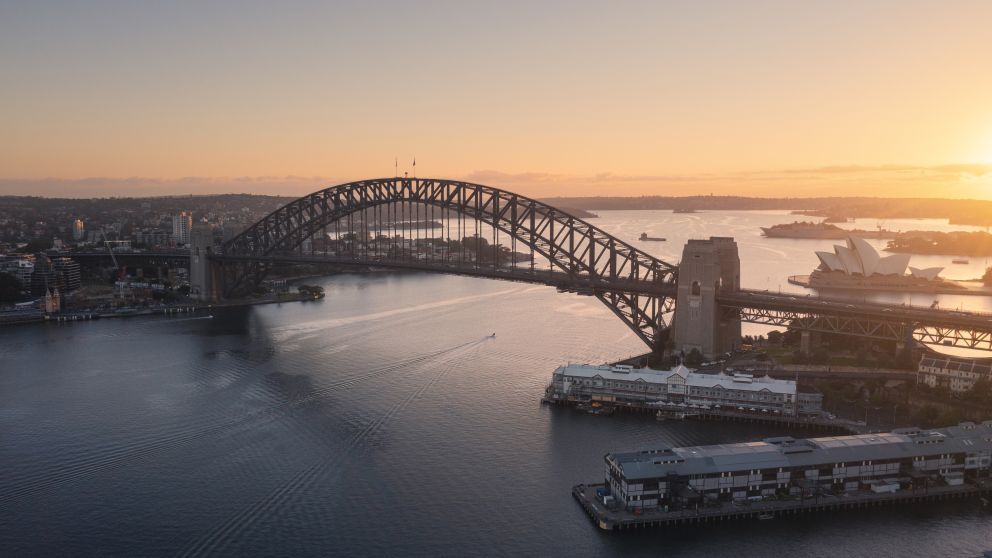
<box><xmin>601</xmin><ymin>422</ymin><xmax>992</xmax><ymax>512</ymax></box>
<box><xmin>549</xmin><ymin>363</ymin><xmax>822</xmax><ymax>416</ymax></box>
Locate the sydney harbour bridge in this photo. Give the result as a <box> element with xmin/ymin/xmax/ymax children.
<box><xmin>182</xmin><ymin>177</ymin><xmax>992</xmax><ymax>356</ymax></box>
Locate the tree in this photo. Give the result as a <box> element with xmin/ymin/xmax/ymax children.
<box><xmin>915</xmin><ymin>405</ymin><xmax>940</xmax><ymax>427</ymax></box>
<box><xmin>981</xmin><ymin>267</ymin><xmax>992</xmax><ymax>286</ymax></box>
<box><xmin>767</xmin><ymin>330</ymin><xmax>784</xmax><ymax>345</ymax></box>
<box><xmin>965</xmin><ymin>377</ymin><xmax>992</xmax><ymax>406</ymax></box>
<box><xmin>811</xmin><ymin>348</ymin><xmax>830</xmax><ymax>365</ymax></box>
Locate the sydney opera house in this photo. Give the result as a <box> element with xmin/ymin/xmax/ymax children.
<box><xmin>803</xmin><ymin>237</ymin><xmax>961</xmax><ymax>291</ymax></box>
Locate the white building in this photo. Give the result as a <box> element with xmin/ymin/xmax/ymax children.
<box><xmin>172</xmin><ymin>211</ymin><xmax>193</xmax><ymax>245</ymax></box>
<box><xmin>549</xmin><ymin>363</ymin><xmax>822</xmax><ymax>416</ymax></box>
<box><xmin>815</xmin><ymin>236</ymin><xmax>942</xmax><ymax>279</ymax></box>
<box><xmin>918</xmin><ymin>355</ymin><xmax>992</xmax><ymax>393</ymax></box>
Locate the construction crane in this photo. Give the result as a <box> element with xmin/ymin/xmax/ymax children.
<box><xmin>101</xmin><ymin>230</ymin><xmax>128</xmax><ymax>301</ymax></box>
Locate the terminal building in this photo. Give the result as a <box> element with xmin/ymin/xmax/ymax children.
<box><xmin>549</xmin><ymin>363</ymin><xmax>822</xmax><ymax>416</ymax></box>
<box><xmin>603</xmin><ymin>422</ymin><xmax>992</xmax><ymax>511</ymax></box>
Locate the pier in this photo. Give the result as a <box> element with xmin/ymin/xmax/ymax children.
<box><xmin>543</xmin><ymin>394</ymin><xmax>854</xmax><ymax>433</ymax></box>
<box><xmin>572</xmin><ymin>481</ymin><xmax>991</xmax><ymax>531</ymax></box>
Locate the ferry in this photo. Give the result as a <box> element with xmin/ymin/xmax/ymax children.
<box><xmin>952</xmin><ymin>258</ymin><xmax>970</xmax><ymax>264</ymax></box>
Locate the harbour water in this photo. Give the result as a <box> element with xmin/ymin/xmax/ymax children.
<box><xmin>2</xmin><ymin>210</ymin><xmax>991</xmax><ymax>557</ymax></box>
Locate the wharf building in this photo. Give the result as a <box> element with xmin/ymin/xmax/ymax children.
<box><xmin>603</xmin><ymin>422</ymin><xmax>992</xmax><ymax>511</ymax></box>
<box><xmin>549</xmin><ymin>364</ymin><xmax>822</xmax><ymax>416</ymax></box>
<box><xmin>917</xmin><ymin>355</ymin><xmax>992</xmax><ymax>393</ymax></box>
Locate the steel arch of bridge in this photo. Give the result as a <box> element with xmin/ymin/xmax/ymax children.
<box><xmin>219</xmin><ymin>177</ymin><xmax>679</xmax><ymax>347</ymax></box>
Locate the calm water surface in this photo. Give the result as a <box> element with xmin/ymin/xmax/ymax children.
<box><xmin>2</xmin><ymin>211</ymin><xmax>990</xmax><ymax>556</ymax></box>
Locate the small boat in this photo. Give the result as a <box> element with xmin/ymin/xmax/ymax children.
<box><xmin>758</xmin><ymin>513</ymin><xmax>774</xmax><ymax>520</ymax></box>
<box><xmin>489</xmin><ymin>332</ymin><xmax>496</xmax><ymax>338</ymax></box>
<box><xmin>639</xmin><ymin>232</ymin><xmax>666</xmax><ymax>242</ymax></box>
<box><xmin>952</xmin><ymin>258</ymin><xmax>969</xmax><ymax>264</ymax></box>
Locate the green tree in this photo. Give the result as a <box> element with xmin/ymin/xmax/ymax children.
<box><xmin>915</xmin><ymin>405</ymin><xmax>940</xmax><ymax>427</ymax></box>
<box><xmin>811</xmin><ymin>348</ymin><xmax>830</xmax><ymax>365</ymax></box>
<box><xmin>937</xmin><ymin>408</ymin><xmax>964</xmax><ymax>427</ymax></box>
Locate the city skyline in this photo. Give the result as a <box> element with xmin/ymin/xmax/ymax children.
<box><xmin>3</xmin><ymin>1</ymin><xmax>992</xmax><ymax>199</ymax></box>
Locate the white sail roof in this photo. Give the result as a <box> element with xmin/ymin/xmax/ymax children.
<box><xmin>909</xmin><ymin>266</ymin><xmax>943</xmax><ymax>280</ymax></box>
<box><xmin>815</xmin><ymin>251</ymin><xmax>845</xmax><ymax>272</ymax></box>
<box><xmin>835</xmin><ymin>244</ymin><xmax>862</xmax><ymax>275</ymax></box>
<box><xmin>816</xmin><ymin>236</ymin><xmax>928</xmax><ymax>278</ymax></box>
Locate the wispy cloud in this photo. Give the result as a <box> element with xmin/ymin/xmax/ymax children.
<box><xmin>2</xmin><ymin>164</ymin><xmax>991</xmax><ymax>199</ymax></box>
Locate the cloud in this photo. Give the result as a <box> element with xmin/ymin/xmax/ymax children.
<box><xmin>2</xmin><ymin>164</ymin><xmax>991</xmax><ymax>199</ymax></box>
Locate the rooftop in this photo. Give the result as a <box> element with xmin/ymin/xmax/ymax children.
<box><xmin>608</xmin><ymin>422</ymin><xmax>992</xmax><ymax>480</ymax></box>
<box><xmin>556</xmin><ymin>364</ymin><xmax>796</xmax><ymax>395</ymax></box>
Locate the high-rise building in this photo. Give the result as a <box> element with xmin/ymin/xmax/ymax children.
<box><xmin>52</xmin><ymin>257</ymin><xmax>81</xmax><ymax>292</ymax></box>
<box><xmin>0</xmin><ymin>257</ymin><xmax>34</xmax><ymax>292</ymax></box>
<box><xmin>30</xmin><ymin>254</ymin><xmax>55</xmax><ymax>297</ymax></box>
<box><xmin>72</xmin><ymin>219</ymin><xmax>85</xmax><ymax>241</ymax></box>
<box><xmin>172</xmin><ymin>212</ymin><xmax>193</xmax><ymax>245</ymax></box>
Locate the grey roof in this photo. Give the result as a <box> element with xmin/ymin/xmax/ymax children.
<box><xmin>609</xmin><ymin>422</ymin><xmax>992</xmax><ymax>480</ymax></box>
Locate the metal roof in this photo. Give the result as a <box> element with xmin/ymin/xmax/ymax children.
<box><xmin>609</xmin><ymin>422</ymin><xmax>992</xmax><ymax>480</ymax></box>
<box><xmin>557</xmin><ymin>364</ymin><xmax>796</xmax><ymax>395</ymax></box>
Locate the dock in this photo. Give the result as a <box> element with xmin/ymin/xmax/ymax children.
<box><xmin>572</xmin><ymin>481</ymin><xmax>991</xmax><ymax>531</ymax></box>
<box><xmin>543</xmin><ymin>394</ymin><xmax>855</xmax><ymax>433</ymax></box>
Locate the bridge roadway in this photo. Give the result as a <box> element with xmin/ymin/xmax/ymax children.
<box><xmin>213</xmin><ymin>252</ymin><xmax>992</xmax><ymax>350</ymax></box>
<box><xmin>210</xmin><ymin>253</ymin><xmax>676</xmax><ymax>297</ymax></box>
<box><xmin>719</xmin><ymin>290</ymin><xmax>992</xmax><ymax>350</ymax></box>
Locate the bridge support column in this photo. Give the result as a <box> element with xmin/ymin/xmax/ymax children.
<box><xmin>672</xmin><ymin>237</ymin><xmax>741</xmax><ymax>360</ymax></box>
<box><xmin>800</xmin><ymin>331</ymin><xmax>811</xmax><ymax>356</ymax></box>
<box><xmin>190</xmin><ymin>224</ymin><xmax>219</xmax><ymax>302</ymax></box>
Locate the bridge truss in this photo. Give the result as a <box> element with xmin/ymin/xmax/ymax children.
<box><xmin>727</xmin><ymin>305</ymin><xmax>992</xmax><ymax>352</ymax></box>
<box><xmin>218</xmin><ymin>178</ymin><xmax>679</xmax><ymax>348</ymax></box>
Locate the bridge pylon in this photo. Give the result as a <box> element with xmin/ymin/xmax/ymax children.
<box><xmin>672</xmin><ymin>237</ymin><xmax>741</xmax><ymax>360</ymax></box>
<box><xmin>190</xmin><ymin>224</ymin><xmax>219</xmax><ymax>302</ymax></box>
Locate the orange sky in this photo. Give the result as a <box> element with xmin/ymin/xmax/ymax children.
<box><xmin>2</xmin><ymin>1</ymin><xmax>992</xmax><ymax>198</ymax></box>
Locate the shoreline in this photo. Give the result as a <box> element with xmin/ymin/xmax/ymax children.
<box><xmin>0</xmin><ymin>291</ymin><xmax>321</xmax><ymax>328</ymax></box>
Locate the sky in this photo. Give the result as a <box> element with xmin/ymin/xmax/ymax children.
<box><xmin>2</xmin><ymin>0</ymin><xmax>992</xmax><ymax>198</ymax></box>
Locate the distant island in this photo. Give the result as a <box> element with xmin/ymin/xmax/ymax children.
<box><xmin>559</xmin><ymin>207</ymin><xmax>599</xmax><ymax>218</ymax></box>
<box><xmin>541</xmin><ymin>195</ymin><xmax>992</xmax><ymax>226</ymax></box>
<box><xmin>885</xmin><ymin>231</ymin><xmax>992</xmax><ymax>256</ymax></box>
<box><xmin>762</xmin><ymin>221</ymin><xmax>896</xmax><ymax>239</ymax></box>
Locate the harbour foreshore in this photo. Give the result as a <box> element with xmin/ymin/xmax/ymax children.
<box><xmin>0</xmin><ymin>291</ymin><xmax>321</xmax><ymax>327</ymax></box>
